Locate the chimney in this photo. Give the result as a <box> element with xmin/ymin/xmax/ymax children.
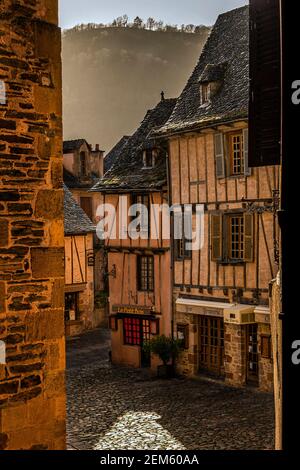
<box><xmin>161</xmin><ymin>91</ymin><xmax>165</xmax><ymax>101</ymax></box>
<box><xmin>95</xmin><ymin>144</ymin><xmax>100</xmax><ymax>151</ymax></box>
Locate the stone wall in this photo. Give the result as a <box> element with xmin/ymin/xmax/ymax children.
<box><xmin>224</xmin><ymin>323</ymin><xmax>247</xmax><ymax>387</ymax></box>
<box><xmin>0</xmin><ymin>0</ymin><xmax>65</xmax><ymax>450</ymax></box>
<box><xmin>270</xmin><ymin>273</ymin><xmax>282</xmax><ymax>450</ymax></box>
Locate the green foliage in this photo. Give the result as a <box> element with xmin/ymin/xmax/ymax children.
<box><xmin>143</xmin><ymin>335</ymin><xmax>183</xmax><ymax>366</ymax></box>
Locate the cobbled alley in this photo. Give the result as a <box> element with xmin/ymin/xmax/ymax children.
<box><xmin>67</xmin><ymin>328</ymin><xmax>275</xmax><ymax>450</ymax></box>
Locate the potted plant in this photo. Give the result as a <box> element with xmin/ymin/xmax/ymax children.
<box><xmin>143</xmin><ymin>335</ymin><xmax>183</xmax><ymax>378</ymax></box>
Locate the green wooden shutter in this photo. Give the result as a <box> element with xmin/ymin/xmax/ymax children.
<box><xmin>211</xmin><ymin>214</ymin><xmax>223</xmax><ymax>261</ymax></box>
<box><xmin>244</xmin><ymin>213</ymin><xmax>254</xmax><ymax>262</ymax></box>
<box><xmin>214</xmin><ymin>133</ymin><xmax>225</xmax><ymax>178</ymax></box>
<box><xmin>243</xmin><ymin>128</ymin><xmax>251</xmax><ymax>176</ymax></box>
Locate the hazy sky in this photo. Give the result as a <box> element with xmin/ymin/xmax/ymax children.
<box><xmin>60</xmin><ymin>0</ymin><xmax>248</xmax><ymax>30</ymax></box>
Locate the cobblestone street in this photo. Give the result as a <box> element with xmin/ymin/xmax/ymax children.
<box><xmin>66</xmin><ymin>328</ymin><xmax>275</xmax><ymax>450</ymax></box>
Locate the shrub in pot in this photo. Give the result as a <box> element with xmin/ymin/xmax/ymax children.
<box><xmin>143</xmin><ymin>335</ymin><xmax>183</xmax><ymax>377</ymax></box>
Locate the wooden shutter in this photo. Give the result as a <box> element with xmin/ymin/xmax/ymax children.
<box><xmin>214</xmin><ymin>133</ymin><xmax>225</xmax><ymax>178</ymax></box>
<box><xmin>249</xmin><ymin>0</ymin><xmax>281</xmax><ymax>167</ymax></box>
<box><xmin>244</xmin><ymin>213</ymin><xmax>254</xmax><ymax>262</ymax></box>
<box><xmin>243</xmin><ymin>128</ymin><xmax>251</xmax><ymax>176</ymax></box>
<box><xmin>211</xmin><ymin>214</ymin><xmax>223</xmax><ymax>261</ymax></box>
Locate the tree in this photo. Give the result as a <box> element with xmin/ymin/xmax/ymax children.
<box><xmin>185</xmin><ymin>24</ymin><xmax>195</xmax><ymax>33</ymax></box>
<box><xmin>121</xmin><ymin>14</ymin><xmax>129</xmax><ymax>27</ymax></box>
<box><xmin>133</xmin><ymin>16</ymin><xmax>144</xmax><ymax>29</ymax></box>
<box><xmin>146</xmin><ymin>17</ymin><xmax>156</xmax><ymax>30</ymax></box>
<box><xmin>155</xmin><ymin>20</ymin><xmax>164</xmax><ymax>31</ymax></box>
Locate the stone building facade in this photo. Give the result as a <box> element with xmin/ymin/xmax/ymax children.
<box><xmin>156</xmin><ymin>6</ymin><xmax>279</xmax><ymax>392</ymax></box>
<box><xmin>0</xmin><ymin>0</ymin><xmax>65</xmax><ymax>450</ymax></box>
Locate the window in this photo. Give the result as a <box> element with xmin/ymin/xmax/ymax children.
<box><xmin>200</xmin><ymin>83</ymin><xmax>210</xmax><ymax>105</ymax></box>
<box><xmin>229</xmin><ymin>132</ymin><xmax>244</xmax><ymax>175</ymax></box>
<box><xmin>144</xmin><ymin>149</ymin><xmax>154</xmax><ymax>168</ymax></box>
<box><xmin>228</xmin><ymin>214</ymin><xmax>244</xmax><ymax>260</ymax></box>
<box><xmin>174</xmin><ymin>238</ymin><xmax>192</xmax><ymax>260</ymax></box>
<box><xmin>131</xmin><ymin>194</ymin><xmax>150</xmax><ymax>235</ymax></box>
<box><xmin>80</xmin><ymin>151</ymin><xmax>87</xmax><ymax>176</ymax></box>
<box><xmin>137</xmin><ymin>255</ymin><xmax>154</xmax><ymax>291</ymax></box>
<box><xmin>211</xmin><ymin>212</ymin><xmax>254</xmax><ymax>263</ymax></box>
<box><xmin>123</xmin><ymin>317</ymin><xmax>142</xmax><ymax>345</ymax></box>
<box><xmin>214</xmin><ymin>129</ymin><xmax>250</xmax><ymax>178</ymax></box>
<box><xmin>174</xmin><ymin>213</ymin><xmax>192</xmax><ymax>260</ymax></box>
<box><xmin>123</xmin><ymin>317</ymin><xmax>152</xmax><ymax>347</ymax></box>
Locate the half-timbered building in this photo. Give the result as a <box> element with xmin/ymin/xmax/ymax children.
<box><xmin>156</xmin><ymin>6</ymin><xmax>279</xmax><ymax>391</ymax></box>
<box><xmin>64</xmin><ymin>185</ymin><xmax>96</xmax><ymax>336</ymax></box>
<box><xmin>91</xmin><ymin>97</ymin><xmax>176</xmax><ymax>369</ymax></box>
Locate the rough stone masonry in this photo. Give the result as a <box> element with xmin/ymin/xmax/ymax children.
<box><xmin>0</xmin><ymin>0</ymin><xmax>66</xmax><ymax>450</ymax></box>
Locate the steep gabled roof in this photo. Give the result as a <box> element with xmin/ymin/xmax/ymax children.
<box><xmin>104</xmin><ymin>136</ymin><xmax>131</xmax><ymax>173</ymax></box>
<box><xmin>91</xmin><ymin>98</ymin><xmax>177</xmax><ymax>193</ymax></box>
<box><xmin>156</xmin><ymin>6</ymin><xmax>249</xmax><ymax>136</ymax></box>
<box><xmin>64</xmin><ymin>185</ymin><xmax>95</xmax><ymax>235</ymax></box>
<box><xmin>63</xmin><ymin>139</ymin><xmax>90</xmax><ymax>154</ymax></box>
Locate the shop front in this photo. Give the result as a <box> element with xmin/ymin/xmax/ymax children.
<box><xmin>109</xmin><ymin>305</ymin><xmax>160</xmax><ymax>369</ymax></box>
<box><xmin>175</xmin><ymin>298</ymin><xmax>274</xmax><ymax>391</ymax></box>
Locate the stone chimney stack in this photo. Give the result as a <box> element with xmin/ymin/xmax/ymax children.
<box><xmin>95</xmin><ymin>144</ymin><xmax>100</xmax><ymax>151</ymax></box>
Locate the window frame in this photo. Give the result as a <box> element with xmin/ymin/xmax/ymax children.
<box><xmin>174</xmin><ymin>213</ymin><xmax>192</xmax><ymax>261</ymax></box>
<box><xmin>131</xmin><ymin>193</ymin><xmax>150</xmax><ymax>236</ymax></box>
<box><xmin>211</xmin><ymin>211</ymin><xmax>254</xmax><ymax>264</ymax></box>
<box><xmin>137</xmin><ymin>255</ymin><xmax>154</xmax><ymax>292</ymax></box>
<box><xmin>200</xmin><ymin>82</ymin><xmax>210</xmax><ymax>105</ymax></box>
<box><xmin>227</xmin><ymin>131</ymin><xmax>245</xmax><ymax>176</ymax></box>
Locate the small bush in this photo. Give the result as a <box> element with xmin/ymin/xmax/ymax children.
<box><xmin>143</xmin><ymin>335</ymin><xmax>183</xmax><ymax>366</ymax></box>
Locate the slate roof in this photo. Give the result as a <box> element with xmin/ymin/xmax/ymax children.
<box><xmin>91</xmin><ymin>98</ymin><xmax>177</xmax><ymax>193</ymax></box>
<box><xmin>156</xmin><ymin>6</ymin><xmax>249</xmax><ymax>136</ymax></box>
<box><xmin>63</xmin><ymin>139</ymin><xmax>90</xmax><ymax>154</ymax></box>
<box><xmin>104</xmin><ymin>136</ymin><xmax>131</xmax><ymax>173</ymax></box>
<box><xmin>63</xmin><ymin>167</ymin><xmax>100</xmax><ymax>190</ymax></box>
<box><xmin>64</xmin><ymin>184</ymin><xmax>95</xmax><ymax>235</ymax></box>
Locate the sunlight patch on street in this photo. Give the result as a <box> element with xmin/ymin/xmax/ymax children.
<box><xmin>93</xmin><ymin>411</ymin><xmax>186</xmax><ymax>450</ymax></box>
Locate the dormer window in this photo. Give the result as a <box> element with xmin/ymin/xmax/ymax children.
<box><xmin>199</xmin><ymin>62</ymin><xmax>227</xmax><ymax>106</ymax></box>
<box><xmin>143</xmin><ymin>149</ymin><xmax>158</xmax><ymax>168</ymax></box>
<box><xmin>200</xmin><ymin>82</ymin><xmax>210</xmax><ymax>105</ymax></box>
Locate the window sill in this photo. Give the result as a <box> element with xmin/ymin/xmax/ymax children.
<box><xmin>217</xmin><ymin>259</ymin><xmax>245</xmax><ymax>266</ymax></box>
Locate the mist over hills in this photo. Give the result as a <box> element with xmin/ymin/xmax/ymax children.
<box><xmin>62</xmin><ymin>24</ymin><xmax>210</xmax><ymax>153</ymax></box>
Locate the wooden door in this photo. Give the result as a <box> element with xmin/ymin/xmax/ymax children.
<box><xmin>199</xmin><ymin>316</ymin><xmax>225</xmax><ymax>376</ymax></box>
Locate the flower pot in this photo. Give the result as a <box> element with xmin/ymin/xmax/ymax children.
<box><xmin>157</xmin><ymin>364</ymin><xmax>175</xmax><ymax>378</ymax></box>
